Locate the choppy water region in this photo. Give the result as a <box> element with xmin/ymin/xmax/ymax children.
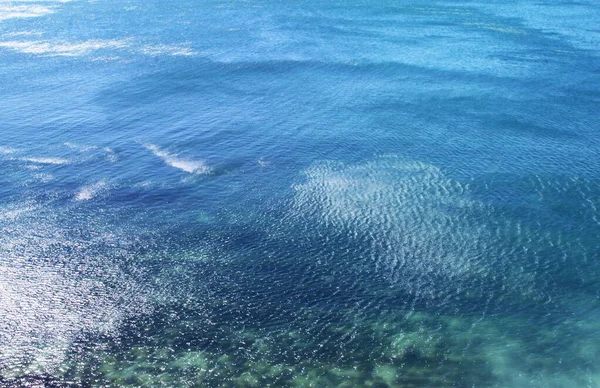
<box><xmin>1</xmin><ymin>0</ymin><xmax>599</xmax><ymax>386</ymax></box>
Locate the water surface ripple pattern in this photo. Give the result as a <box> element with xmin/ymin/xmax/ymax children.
<box><xmin>0</xmin><ymin>0</ymin><xmax>599</xmax><ymax>386</ymax></box>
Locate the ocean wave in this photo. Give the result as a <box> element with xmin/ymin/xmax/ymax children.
<box><xmin>32</xmin><ymin>172</ymin><xmax>53</xmax><ymax>183</ymax></box>
<box><xmin>144</xmin><ymin>144</ymin><xmax>210</xmax><ymax>175</ymax></box>
<box><xmin>0</xmin><ymin>146</ymin><xmax>18</xmax><ymax>154</ymax></box>
<box><xmin>64</xmin><ymin>142</ymin><xmax>97</xmax><ymax>152</ymax></box>
<box><xmin>20</xmin><ymin>156</ymin><xmax>69</xmax><ymax>164</ymax></box>
<box><xmin>0</xmin><ymin>39</ymin><xmax>129</xmax><ymax>56</ymax></box>
<box><xmin>0</xmin><ymin>4</ymin><xmax>55</xmax><ymax>21</ymax></box>
<box><xmin>74</xmin><ymin>179</ymin><xmax>108</xmax><ymax>201</ymax></box>
<box><xmin>104</xmin><ymin>147</ymin><xmax>118</xmax><ymax>163</ymax></box>
<box><xmin>138</xmin><ymin>43</ymin><xmax>195</xmax><ymax>57</ymax></box>
<box><xmin>0</xmin><ymin>202</ymin><xmax>38</xmax><ymax>221</ymax></box>
<box><xmin>0</xmin><ymin>38</ymin><xmax>195</xmax><ymax>57</ymax></box>
<box><xmin>1</xmin><ymin>30</ymin><xmax>43</xmax><ymax>38</ymax></box>
<box><xmin>6</xmin><ymin>0</ymin><xmax>72</xmax><ymax>2</ymax></box>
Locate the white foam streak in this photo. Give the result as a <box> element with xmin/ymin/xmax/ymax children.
<box><xmin>0</xmin><ymin>39</ymin><xmax>129</xmax><ymax>56</ymax></box>
<box><xmin>64</xmin><ymin>142</ymin><xmax>97</xmax><ymax>152</ymax></box>
<box><xmin>2</xmin><ymin>30</ymin><xmax>42</xmax><ymax>38</ymax></box>
<box><xmin>0</xmin><ymin>4</ymin><xmax>54</xmax><ymax>21</ymax></box>
<box><xmin>33</xmin><ymin>172</ymin><xmax>53</xmax><ymax>183</ymax></box>
<box><xmin>0</xmin><ymin>146</ymin><xmax>18</xmax><ymax>154</ymax></box>
<box><xmin>0</xmin><ymin>0</ymin><xmax>71</xmax><ymax>2</ymax></box>
<box><xmin>75</xmin><ymin>180</ymin><xmax>108</xmax><ymax>201</ymax></box>
<box><xmin>20</xmin><ymin>156</ymin><xmax>69</xmax><ymax>165</ymax></box>
<box><xmin>0</xmin><ymin>38</ymin><xmax>195</xmax><ymax>57</ymax></box>
<box><xmin>139</xmin><ymin>43</ymin><xmax>195</xmax><ymax>57</ymax></box>
<box><xmin>145</xmin><ymin>144</ymin><xmax>210</xmax><ymax>175</ymax></box>
<box><xmin>0</xmin><ymin>202</ymin><xmax>37</xmax><ymax>221</ymax></box>
<box><xmin>104</xmin><ymin>147</ymin><xmax>118</xmax><ymax>163</ymax></box>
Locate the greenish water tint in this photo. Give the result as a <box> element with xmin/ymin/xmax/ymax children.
<box><xmin>0</xmin><ymin>0</ymin><xmax>599</xmax><ymax>386</ymax></box>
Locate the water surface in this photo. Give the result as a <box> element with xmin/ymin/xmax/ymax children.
<box><xmin>0</xmin><ymin>0</ymin><xmax>599</xmax><ymax>386</ymax></box>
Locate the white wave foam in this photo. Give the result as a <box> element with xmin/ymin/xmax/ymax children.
<box><xmin>139</xmin><ymin>43</ymin><xmax>195</xmax><ymax>57</ymax></box>
<box><xmin>144</xmin><ymin>144</ymin><xmax>210</xmax><ymax>175</ymax></box>
<box><xmin>2</xmin><ymin>30</ymin><xmax>43</xmax><ymax>38</ymax></box>
<box><xmin>64</xmin><ymin>142</ymin><xmax>97</xmax><ymax>152</ymax></box>
<box><xmin>0</xmin><ymin>4</ymin><xmax>55</xmax><ymax>21</ymax></box>
<box><xmin>0</xmin><ymin>39</ymin><xmax>129</xmax><ymax>56</ymax></box>
<box><xmin>104</xmin><ymin>147</ymin><xmax>118</xmax><ymax>163</ymax></box>
<box><xmin>20</xmin><ymin>156</ymin><xmax>69</xmax><ymax>164</ymax></box>
<box><xmin>0</xmin><ymin>202</ymin><xmax>37</xmax><ymax>221</ymax></box>
<box><xmin>74</xmin><ymin>179</ymin><xmax>108</xmax><ymax>201</ymax></box>
<box><xmin>0</xmin><ymin>38</ymin><xmax>195</xmax><ymax>57</ymax></box>
<box><xmin>90</xmin><ymin>55</ymin><xmax>126</xmax><ymax>62</ymax></box>
<box><xmin>33</xmin><ymin>172</ymin><xmax>53</xmax><ymax>183</ymax></box>
<box><xmin>0</xmin><ymin>146</ymin><xmax>18</xmax><ymax>154</ymax></box>
<box><xmin>2</xmin><ymin>0</ymin><xmax>72</xmax><ymax>3</ymax></box>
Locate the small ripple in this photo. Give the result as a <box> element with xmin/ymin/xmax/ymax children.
<box><xmin>0</xmin><ymin>201</ymin><xmax>152</xmax><ymax>376</ymax></box>
<box><xmin>291</xmin><ymin>155</ymin><xmax>491</xmax><ymax>290</ymax></box>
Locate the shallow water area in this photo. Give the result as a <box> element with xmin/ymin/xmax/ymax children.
<box><xmin>0</xmin><ymin>0</ymin><xmax>599</xmax><ymax>386</ymax></box>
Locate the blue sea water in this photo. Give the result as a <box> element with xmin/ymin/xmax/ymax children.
<box><xmin>1</xmin><ymin>0</ymin><xmax>599</xmax><ymax>386</ymax></box>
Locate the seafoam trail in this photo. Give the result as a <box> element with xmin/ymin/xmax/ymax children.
<box><xmin>144</xmin><ymin>144</ymin><xmax>210</xmax><ymax>175</ymax></box>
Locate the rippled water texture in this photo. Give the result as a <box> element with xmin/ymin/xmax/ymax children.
<box><xmin>1</xmin><ymin>0</ymin><xmax>599</xmax><ymax>386</ymax></box>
